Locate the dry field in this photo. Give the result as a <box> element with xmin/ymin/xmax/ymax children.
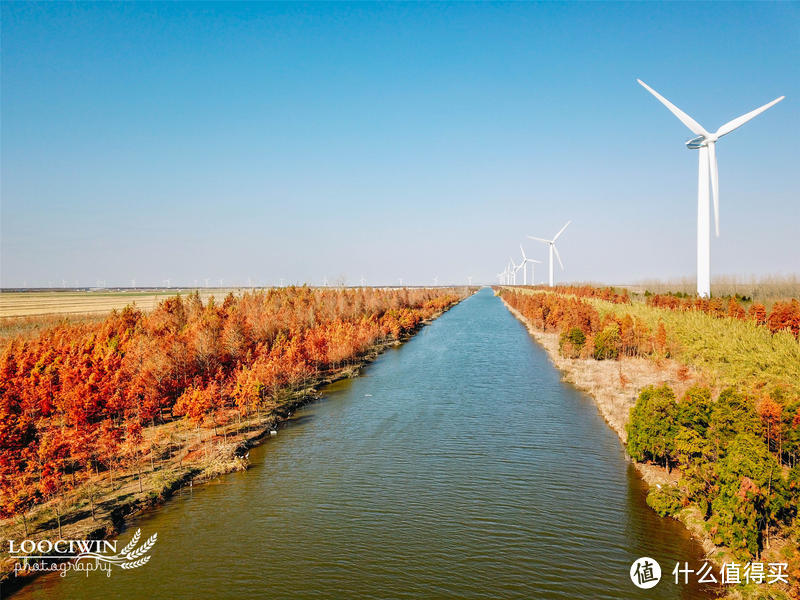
<box><xmin>0</xmin><ymin>288</ymin><xmax>253</xmax><ymax>318</ymax></box>
<box><xmin>633</xmin><ymin>274</ymin><xmax>800</xmax><ymax>304</ymax></box>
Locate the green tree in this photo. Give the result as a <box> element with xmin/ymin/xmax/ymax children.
<box><xmin>710</xmin><ymin>433</ymin><xmax>782</xmax><ymax>558</ymax></box>
<box><xmin>708</xmin><ymin>388</ymin><xmax>760</xmax><ymax>459</ymax></box>
<box><xmin>626</xmin><ymin>385</ymin><xmax>679</xmax><ymax>471</ymax></box>
<box><xmin>592</xmin><ymin>323</ymin><xmax>621</xmax><ymax>360</ymax></box>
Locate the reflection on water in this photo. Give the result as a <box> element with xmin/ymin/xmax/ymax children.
<box><xmin>14</xmin><ymin>288</ymin><xmax>714</xmax><ymax>599</ymax></box>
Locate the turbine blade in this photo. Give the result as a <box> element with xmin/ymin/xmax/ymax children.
<box><xmin>520</xmin><ymin>244</ymin><xmax>526</xmax><ymax>259</ymax></box>
<box><xmin>553</xmin><ymin>245</ymin><xmax>565</xmax><ymax>270</ymax></box>
<box><xmin>527</xmin><ymin>235</ymin><xmax>551</xmax><ymax>244</ymax></box>
<box><xmin>553</xmin><ymin>220</ymin><xmax>571</xmax><ymax>241</ymax></box>
<box><xmin>715</xmin><ymin>96</ymin><xmax>785</xmax><ymax>137</ymax></box>
<box><xmin>708</xmin><ymin>142</ymin><xmax>720</xmax><ymax>237</ymax></box>
<box><xmin>531</xmin><ymin>259</ymin><xmax>542</xmax><ymax>263</ymax></box>
<box><xmin>636</xmin><ymin>79</ymin><xmax>709</xmax><ymax>136</ymax></box>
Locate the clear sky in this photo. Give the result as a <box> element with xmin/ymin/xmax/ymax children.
<box><xmin>2</xmin><ymin>1</ymin><xmax>798</xmax><ymax>287</ymax></box>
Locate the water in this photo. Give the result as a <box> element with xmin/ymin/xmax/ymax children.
<box><xmin>14</xmin><ymin>288</ymin><xmax>714</xmax><ymax>599</ymax></box>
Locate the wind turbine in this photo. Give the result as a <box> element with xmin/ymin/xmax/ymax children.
<box><xmin>433</xmin><ymin>275</ymin><xmax>438</xmax><ymax>286</ymax></box>
<box><xmin>637</xmin><ymin>79</ymin><xmax>784</xmax><ymax>297</ymax></box>
<box><xmin>360</xmin><ymin>275</ymin><xmax>366</xmax><ymax>287</ymax></box>
<box><xmin>518</xmin><ymin>244</ymin><xmax>542</xmax><ymax>286</ymax></box>
<box><xmin>528</xmin><ymin>221</ymin><xmax>571</xmax><ymax>287</ymax></box>
<box><xmin>467</xmin><ymin>276</ymin><xmax>473</xmax><ymax>286</ymax></box>
<box><xmin>507</xmin><ymin>259</ymin><xmax>517</xmax><ymax>285</ymax></box>
<box><xmin>514</xmin><ymin>261</ymin><xmax>524</xmax><ymax>284</ymax></box>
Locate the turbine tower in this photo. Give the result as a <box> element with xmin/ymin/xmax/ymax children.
<box><xmin>637</xmin><ymin>79</ymin><xmax>784</xmax><ymax>297</ymax></box>
<box><xmin>528</xmin><ymin>221</ymin><xmax>571</xmax><ymax>287</ymax></box>
<box><xmin>518</xmin><ymin>244</ymin><xmax>542</xmax><ymax>286</ymax></box>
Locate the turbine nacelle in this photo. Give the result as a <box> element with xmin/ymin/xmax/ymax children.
<box><xmin>686</xmin><ymin>135</ymin><xmax>708</xmax><ymax>149</ymax></box>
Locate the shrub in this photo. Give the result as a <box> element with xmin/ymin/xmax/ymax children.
<box><xmin>558</xmin><ymin>327</ymin><xmax>586</xmax><ymax>358</ymax></box>
<box><xmin>646</xmin><ymin>485</ymin><xmax>684</xmax><ymax>517</ymax></box>
<box><xmin>592</xmin><ymin>323</ymin><xmax>620</xmax><ymax>360</ymax></box>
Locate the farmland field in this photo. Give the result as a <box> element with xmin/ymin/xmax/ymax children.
<box><xmin>0</xmin><ymin>289</ymin><xmax>253</xmax><ymax>318</ymax></box>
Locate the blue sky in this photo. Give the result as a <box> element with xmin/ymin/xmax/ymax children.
<box><xmin>2</xmin><ymin>1</ymin><xmax>798</xmax><ymax>287</ymax></box>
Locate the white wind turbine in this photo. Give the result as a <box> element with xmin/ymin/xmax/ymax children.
<box><xmin>637</xmin><ymin>79</ymin><xmax>784</xmax><ymax>297</ymax></box>
<box><xmin>508</xmin><ymin>258</ymin><xmax>518</xmax><ymax>285</ymax></box>
<box><xmin>514</xmin><ymin>261</ymin><xmax>524</xmax><ymax>284</ymax></box>
<box><xmin>528</xmin><ymin>221</ymin><xmax>571</xmax><ymax>287</ymax></box>
<box><xmin>518</xmin><ymin>244</ymin><xmax>542</xmax><ymax>286</ymax></box>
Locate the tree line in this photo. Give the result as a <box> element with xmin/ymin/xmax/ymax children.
<box><xmin>0</xmin><ymin>287</ymin><xmax>463</xmax><ymax>530</ymax></box>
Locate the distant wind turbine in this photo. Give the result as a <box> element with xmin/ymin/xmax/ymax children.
<box><xmin>637</xmin><ymin>79</ymin><xmax>784</xmax><ymax>297</ymax></box>
<box><xmin>360</xmin><ymin>275</ymin><xmax>366</xmax><ymax>287</ymax></box>
<box><xmin>518</xmin><ymin>244</ymin><xmax>542</xmax><ymax>286</ymax></box>
<box><xmin>528</xmin><ymin>221</ymin><xmax>571</xmax><ymax>287</ymax></box>
<box><xmin>467</xmin><ymin>276</ymin><xmax>473</xmax><ymax>286</ymax></box>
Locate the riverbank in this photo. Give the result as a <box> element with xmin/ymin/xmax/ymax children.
<box><xmin>0</xmin><ymin>296</ymin><xmax>465</xmax><ymax>598</ymax></box>
<box><xmin>500</xmin><ymin>297</ymin><xmax>726</xmax><ymax>560</ymax></box>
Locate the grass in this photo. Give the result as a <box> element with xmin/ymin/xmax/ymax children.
<box><xmin>586</xmin><ymin>298</ymin><xmax>800</xmax><ymax>396</ymax></box>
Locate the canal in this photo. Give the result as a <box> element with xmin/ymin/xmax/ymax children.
<box><xmin>15</xmin><ymin>287</ymin><xmax>714</xmax><ymax>599</ymax></box>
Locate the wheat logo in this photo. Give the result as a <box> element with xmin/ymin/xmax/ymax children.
<box><xmin>76</xmin><ymin>529</ymin><xmax>158</xmax><ymax>570</ymax></box>
<box><xmin>9</xmin><ymin>528</ymin><xmax>158</xmax><ymax>578</ymax></box>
